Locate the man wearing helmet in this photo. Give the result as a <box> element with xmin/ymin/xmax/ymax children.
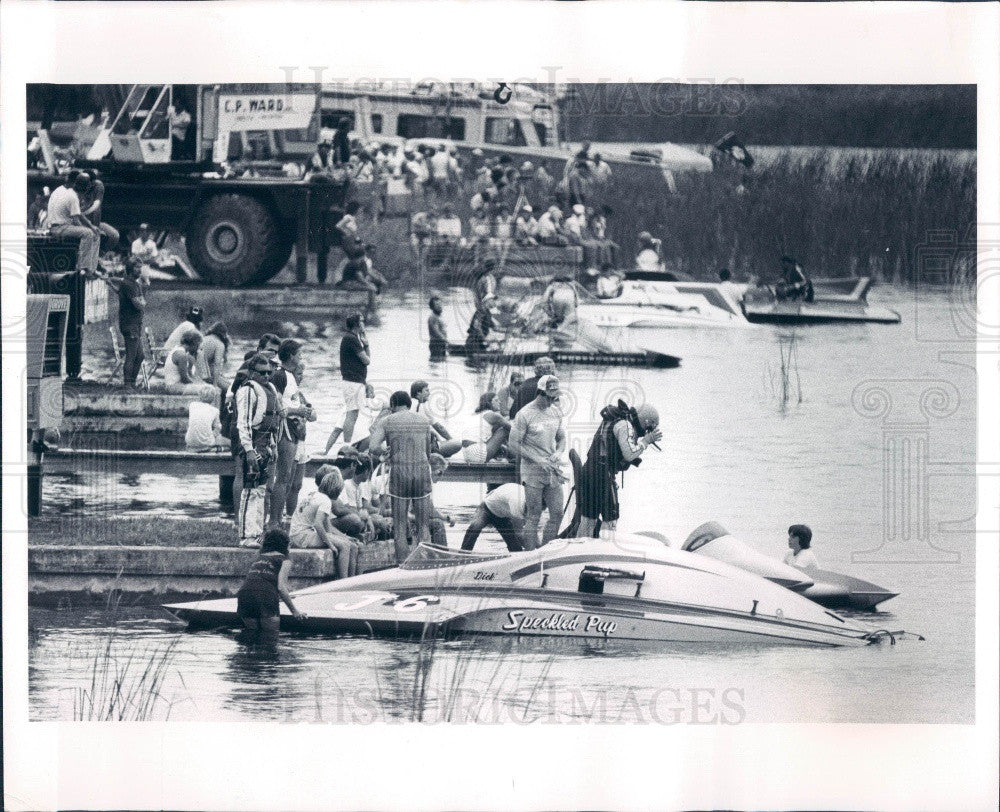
<box><xmin>578</xmin><ymin>401</ymin><xmax>663</xmax><ymax>539</ymax></box>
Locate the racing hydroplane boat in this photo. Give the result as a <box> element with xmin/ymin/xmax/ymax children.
<box><xmin>577</xmin><ymin>273</ymin><xmax>900</xmax><ymax>328</ymax></box>
<box><xmin>682</xmin><ymin>522</ymin><xmax>900</xmax><ymax>611</ymax></box>
<box><xmin>165</xmin><ymin>536</ymin><xmax>914</xmax><ymax>647</ymax></box>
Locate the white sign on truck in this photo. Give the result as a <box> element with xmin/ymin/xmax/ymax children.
<box><xmin>213</xmin><ymin>92</ymin><xmax>317</xmax><ymax>162</ymax></box>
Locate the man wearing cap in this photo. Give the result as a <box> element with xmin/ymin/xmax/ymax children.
<box><xmin>514</xmin><ymin>204</ymin><xmax>537</xmax><ymax>245</ymax></box>
<box><xmin>578</xmin><ymin>402</ymin><xmax>662</xmax><ymax>539</ymax></box>
<box><xmin>508</xmin><ymin>374</ymin><xmax>567</xmax><ymax>549</ymax></box>
<box><xmin>234</xmin><ymin>352</ymin><xmax>285</xmax><ymax>545</ymax></box>
<box><xmin>509</xmin><ymin>356</ymin><xmax>555</xmax><ymax>419</ymax></box>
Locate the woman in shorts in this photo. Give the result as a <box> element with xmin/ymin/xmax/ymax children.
<box><xmin>235</xmin><ymin>527</ymin><xmax>305</xmax><ymax>648</ymax></box>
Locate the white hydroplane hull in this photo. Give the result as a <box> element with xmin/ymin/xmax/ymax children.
<box><xmin>166</xmin><ymin>536</ymin><xmax>912</xmax><ymax>647</ymax></box>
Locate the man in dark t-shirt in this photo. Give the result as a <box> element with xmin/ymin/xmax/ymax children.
<box><xmin>105</xmin><ymin>259</ymin><xmax>146</xmax><ymax>389</ymax></box>
<box><xmin>509</xmin><ymin>355</ymin><xmax>556</xmax><ymax>419</ymax></box>
<box><xmin>325</xmin><ymin>312</ymin><xmax>371</xmax><ymax>451</ymax></box>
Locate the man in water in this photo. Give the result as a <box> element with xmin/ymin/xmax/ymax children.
<box><xmin>508</xmin><ymin>375</ymin><xmax>567</xmax><ymax>549</ymax></box>
<box><xmin>784</xmin><ymin>524</ymin><xmax>819</xmax><ymax>571</ymax></box>
<box><xmin>578</xmin><ymin>403</ymin><xmax>662</xmax><ymax>539</ymax></box>
<box><xmin>427</xmin><ymin>295</ymin><xmax>448</xmax><ymax>361</ymax></box>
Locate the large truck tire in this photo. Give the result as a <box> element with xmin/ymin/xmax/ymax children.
<box><xmin>186</xmin><ymin>195</ymin><xmax>280</xmax><ymax>286</ymax></box>
<box><xmin>250</xmin><ymin>230</ymin><xmax>295</xmax><ymax>284</ymax></box>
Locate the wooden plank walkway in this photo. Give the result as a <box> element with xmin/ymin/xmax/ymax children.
<box><xmin>45</xmin><ymin>447</ymin><xmax>516</xmax><ymax>483</ymax></box>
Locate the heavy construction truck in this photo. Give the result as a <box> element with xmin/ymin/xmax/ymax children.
<box><xmin>27</xmin><ymin>84</ymin><xmax>347</xmax><ymax>286</ymax></box>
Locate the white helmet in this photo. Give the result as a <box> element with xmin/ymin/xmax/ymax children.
<box><xmin>636</xmin><ymin>404</ymin><xmax>659</xmax><ymax>431</ymax></box>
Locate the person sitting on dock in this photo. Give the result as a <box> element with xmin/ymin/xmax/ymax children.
<box><xmin>185</xmin><ymin>388</ymin><xmax>227</xmax><ymax>452</ymax></box>
<box><xmin>463</xmin><ymin>391</ymin><xmax>512</xmax><ymax>464</ymax></box>
<box><xmin>427</xmin><ymin>295</ymin><xmax>448</xmax><ymax>362</ymax></box>
<box><xmin>201</xmin><ymin>321</ymin><xmax>230</xmax><ymax>390</ymax></box>
<box><xmin>288</xmin><ymin>469</ymin><xmax>360</xmax><ymax>580</ymax></box>
<box><xmin>46</xmin><ymin>170</ymin><xmax>101</xmax><ymax>277</ymax></box>
<box><xmin>235</xmin><ymin>527</ymin><xmax>305</xmax><ymax>648</ymax></box>
<box><xmin>410</xmin><ymin>380</ymin><xmax>474</xmax><ymax>459</ymax></box>
<box><xmin>435</xmin><ymin>203</ymin><xmax>463</xmax><ymax>242</ymax></box>
<box><xmin>784</xmin><ymin>524</ymin><xmax>820</xmax><ymax>572</ymax></box>
<box><xmin>776</xmin><ymin>256</ymin><xmax>814</xmax><ymax>302</ymax></box>
<box><xmin>514</xmin><ymin>204</ymin><xmax>538</xmax><ymax>245</ymax></box>
<box><xmin>461</xmin><ymin>483</ymin><xmax>527</xmax><ymax>553</ymax></box>
<box><xmin>341</xmin><ymin>454</ymin><xmax>392</xmax><ymax>541</ymax></box>
<box><xmin>164</xmin><ymin>307</ymin><xmax>209</xmax><ymax>381</ymax></box>
<box><xmin>164</xmin><ymin>331</ymin><xmax>217</xmax><ymax>398</ymax></box>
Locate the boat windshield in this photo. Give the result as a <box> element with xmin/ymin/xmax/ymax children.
<box><xmin>399</xmin><ymin>543</ymin><xmax>510</xmax><ymax>571</ymax></box>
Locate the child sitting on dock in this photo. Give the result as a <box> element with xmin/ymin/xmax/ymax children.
<box><xmin>288</xmin><ymin>468</ymin><xmax>360</xmax><ymax>580</ymax></box>
<box><xmin>236</xmin><ymin>527</ymin><xmax>305</xmax><ymax>648</ymax></box>
<box><xmin>184</xmin><ymin>388</ymin><xmax>226</xmax><ymax>452</ymax></box>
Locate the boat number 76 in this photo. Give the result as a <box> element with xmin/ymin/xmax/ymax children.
<box><xmin>332</xmin><ymin>594</ymin><xmax>439</xmax><ymax>613</ymax></box>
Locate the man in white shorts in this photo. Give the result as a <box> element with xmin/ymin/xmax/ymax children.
<box><xmin>324</xmin><ymin>313</ymin><xmax>370</xmax><ymax>452</ymax></box>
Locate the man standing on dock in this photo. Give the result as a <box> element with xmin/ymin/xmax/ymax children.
<box><xmin>508</xmin><ymin>375</ymin><xmax>567</xmax><ymax>549</ymax></box>
<box><xmin>235</xmin><ymin>353</ymin><xmax>284</xmax><ymax>546</ymax></box>
<box><xmin>268</xmin><ymin>339</ymin><xmax>317</xmax><ymax>527</ymax></box>
<box><xmin>102</xmin><ymin>258</ymin><xmax>146</xmax><ymax>389</ymax></box>
<box><xmin>368</xmin><ymin>390</ymin><xmax>434</xmax><ymax>564</ymax></box>
<box><xmin>325</xmin><ymin>313</ymin><xmax>370</xmax><ymax>453</ymax></box>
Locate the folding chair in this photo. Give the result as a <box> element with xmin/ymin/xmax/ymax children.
<box><xmin>143</xmin><ymin>327</ymin><xmax>167</xmax><ymax>377</ymax></box>
<box><xmin>107</xmin><ymin>325</ymin><xmax>125</xmax><ymax>384</ymax></box>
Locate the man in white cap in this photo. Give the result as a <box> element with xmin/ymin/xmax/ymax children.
<box><xmin>508</xmin><ymin>374</ymin><xmax>567</xmax><ymax>549</ymax></box>
<box><xmin>578</xmin><ymin>401</ymin><xmax>662</xmax><ymax>538</ymax></box>
<box><xmin>514</xmin><ymin>204</ymin><xmax>537</xmax><ymax>244</ymax></box>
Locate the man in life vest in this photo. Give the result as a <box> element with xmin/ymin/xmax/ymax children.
<box><xmin>578</xmin><ymin>401</ymin><xmax>663</xmax><ymax>539</ymax></box>
<box><xmin>775</xmin><ymin>255</ymin><xmax>814</xmax><ymax>302</ymax></box>
<box><xmin>235</xmin><ymin>352</ymin><xmax>286</xmax><ymax>546</ymax></box>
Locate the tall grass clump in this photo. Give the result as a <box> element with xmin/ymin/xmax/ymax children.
<box><xmin>72</xmin><ymin>630</ymin><xmax>181</xmax><ymax>721</ymax></box>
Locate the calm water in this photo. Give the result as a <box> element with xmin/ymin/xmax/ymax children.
<box><xmin>30</xmin><ymin>284</ymin><xmax>978</xmax><ymax>723</ymax></box>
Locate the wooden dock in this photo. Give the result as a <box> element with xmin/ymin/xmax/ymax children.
<box><xmin>45</xmin><ymin>448</ymin><xmax>515</xmax><ymax>482</ymax></box>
